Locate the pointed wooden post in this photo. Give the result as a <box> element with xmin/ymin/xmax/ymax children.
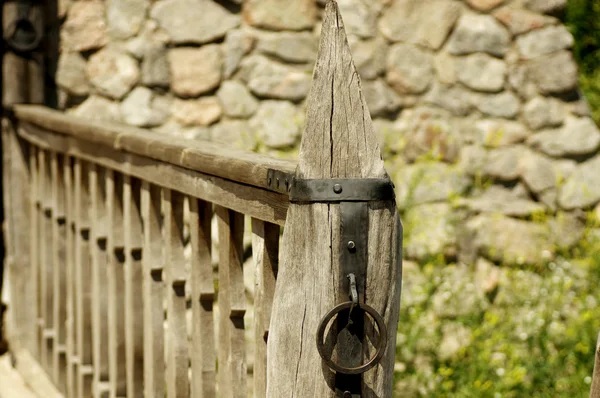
<box><xmin>267</xmin><ymin>1</ymin><xmax>403</xmax><ymax>397</ymax></box>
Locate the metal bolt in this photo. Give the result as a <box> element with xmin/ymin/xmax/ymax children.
<box><xmin>276</xmin><ymin>177</ymin><xmax>280</xmax><ymax>187</ymax></box>
<box><xmin>268</xmin><ymin>177</ymin><xmax>272</xmax><ymax>185</ymax></box>
<box><xmin>347</xmin><ymin>241</ymin><xmax>356</xmax><ymax>251</ymax></box>
<box><xmin>333</xmin><ymin>183</ymin><xmax>343</xmax><ymax>194</ymax></box>
<box><xmin>343</xmin><ymin>392</ymin><xmax>352</xmax><ymax>398</ymax></box>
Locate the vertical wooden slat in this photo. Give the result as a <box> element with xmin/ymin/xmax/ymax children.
<box><xmin>189</xmin><ymin>198</ymin><xmax>215</xmax><ymax>398</ymax></box>
<box><xmin>216</xmin><ymin>206</ymin><xmax>246</xmax><ymax>398</ymax></box>
<box><xmin>162</xmin><ymin>189</ymin><xmax>189</xmax><ymax>398</ymax></box>
<box><xmin>251</xmin><ymin>219</ymin><xmax>279</xmax><ymax>398</ymax></box>
<box><xmin>74</xmin><ymin>159</ymin><xmax>93</xmax><ymax>397</ymax></box>
<box><xmin>123</xmin><ymin>175</ymin><xmax>144</xmax><ymax>398</ymax></box>
<box><xmin>29</xmin><ymin>146</ymin><xmax>39</xmax><ymax>359</ymax></box>
<box><xmin>90</xmin><ymin>165</ymin><xmax>110</xmax><ymax>398</ymax></box>
<box><xmin>39</xmin><ymin>149</ymin><xmax>54</xmax><ymax>375</ymax></box>
<box><xmin>141</xmin><ymin>182</ymin><xmax>164</xmax><ymax>398</ymax></box>
<box><xmin>51</xmin><ymin>153</ymin><xmax>68</xmax><ymax>392</ymax></box>
<box><xmin>65</xmin><ymin>155</ymin><xmax>76</xmax><ymax>398</ymax></box>
<box><xmin>107</xmin><ymin>170</ymin><xmax>127</xmax><ymax>398</ymax></box>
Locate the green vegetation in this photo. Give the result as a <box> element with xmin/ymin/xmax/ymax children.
<box><xmin>393</xmin><ymin>216</ymin><xmax>600</xmax><ymax>397</ymax></box>
<box><xmin>565</xmin><ymin>0</ymin><xmax>600</xmax><ymax>124</ymax></box>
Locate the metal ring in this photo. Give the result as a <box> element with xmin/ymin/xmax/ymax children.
<box><xmin>316</xmin><ymin>301</ymin><xmax>388</xmax><ymax>375</ymax></box>
<box><xmin>4</xmin><ymin>17</ymin><xmax>42</xmax><ymax>53</ymax></box>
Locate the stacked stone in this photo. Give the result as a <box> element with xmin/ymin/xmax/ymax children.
<box><xmin>55</xmin><ymin>0</ymin><xmax>600</xmax><ymax>267</ymax></box>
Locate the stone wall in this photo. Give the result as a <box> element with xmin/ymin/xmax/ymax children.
<box><xmin>56</xmin><ymin>0</ymin><xmax>600</xmax><ymax>267</ymax></box>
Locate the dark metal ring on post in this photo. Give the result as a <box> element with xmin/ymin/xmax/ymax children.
<box><xmin>4</xmin><ymin>17</ymin><xmax>42</xmax><ymax>53</ymax></box>
<box><xmin>316</xmin><ymin>301</ymin><xmax>388</xmax><ymax>375</ymax></box>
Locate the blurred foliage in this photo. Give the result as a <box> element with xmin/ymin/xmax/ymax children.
<box><xmin>565</xmin><ymin>0</ymin><xmax>600</xmax><ymax>124</ymax></box>
<box><xmin>393</xmin><ymin>214</ymin><xmax>600</xmax><ymax>397</ymax></box>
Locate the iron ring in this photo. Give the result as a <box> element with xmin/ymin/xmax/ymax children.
<box><xmin>4</xmin><ymin>17</ymin><xmax>42</xmax><ymax>53</ymax></box>
<box><xmin>316</xmin><ymin>301</ymin><xmax>388</xmax><ymax>375</ymax></box>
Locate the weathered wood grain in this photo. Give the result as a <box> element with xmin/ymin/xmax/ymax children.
<box><xmin>251</xmin><ymin>219</ymin><xmax>279</xmax><ymax>398</ymax></box>
<box><xmin>267</xmin><ymin>2</ymin><xmax>402</xmax><ymax>397</ymax></box>
<box><xmin>123</xmin><ymin>175</ymin><xmax>144</xmax><ymax>398</ymax></box>
<box><xmin>590</xmin><ymin>332</ymin><xmax>600</xmax><ymax>398</ymax></box>
<box><xmin>74</xmin><ymin>159</ymin><xmax>93</xmax><ymax>398</ymax></box>
<box><xmin>51</xmin><ymin>152</ymin><xmax>67</xmax><ymax>392</ymax></box>
<box><xmin>106</xmin><ymin>170</ymin><xmax>127</xmax><ymax>397</ymax></box>
<box><xmin>64</xmin><ymin>153</ymin><xmax>77</xmax><ymax>398</ymax></box>
<box><xmin>17</xmin><ymin>123</ymin><xmax>289</xmax><ymax>227</ymax></box>
<box><xmin>89</xmin><ymin>164</ymin><xmax>110</xmax><ymax>397</ymax></box>
<box><xmin>216</xmin><ymin>206</ymin><xmax>246</xmax><ymax>398</ymax></box>
<box><xmin>12</xmin><ymin>105</ymin><xmax>296</xmax><ymax>193</ymax></box>
<box><xmin>2</xmin><ymin>2</ymin><xmax>27</xmax><ymax>106</ymax></box>
<box><xmin>29</xmin><ymin>146</ymin><xmax>40</xmax><ymax>360</ymax></box>
<box><xmin>189</xmin><ymin>198</ymin><xmax>216</xmax><ymax>398</ymax></box>
<box><xmin>141</xmin><ymin>182</ymin><xmax>165</xmax><ymax>398</ymax></box>
<box><xmin>163</xmin><ymin>189</ymin><xmax>189</xmax><ymax>398</ymax></box>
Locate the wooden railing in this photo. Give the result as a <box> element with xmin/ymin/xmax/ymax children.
<box><xmin>1</xmin><ymin>2</ymin><xmax>402</xmax><ymax>397</ymax></box>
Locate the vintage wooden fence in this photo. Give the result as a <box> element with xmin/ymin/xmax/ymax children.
<box><xmin>1</xmin><ymin>1</ymin><xmax>402</xmax><ymax>397</ymax></box>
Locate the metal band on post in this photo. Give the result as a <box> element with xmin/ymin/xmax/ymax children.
<box><xmin>287</xmin><ymin>176</ymin><xmax>395</xmax><ymax>395</ymax></box>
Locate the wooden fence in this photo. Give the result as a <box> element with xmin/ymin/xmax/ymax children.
<box><xmin>1</xmin><ymin>2</ymin><xmax>402</xmax><ymax>397</ymax></box>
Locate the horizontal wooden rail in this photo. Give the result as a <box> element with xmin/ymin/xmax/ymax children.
<box><xmin>13</xmin><ymin>106</ymin><xmax>294</xmax><ymax>226</ymax></box>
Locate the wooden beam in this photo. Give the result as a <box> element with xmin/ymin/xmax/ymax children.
<box><xmin>266</xmin><ymin>1</ymin><xmax>402</xmax><ymax>396</ymax></box>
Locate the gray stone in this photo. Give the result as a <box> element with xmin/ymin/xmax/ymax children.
<box><xmin>120</xmin><ymin>87</ymin><xmax>170</xmax><ymax>127</ymax></box>
<box><xmin>58</xmin><ymin>0</ymin><xmax>71</xmax><ymax>19</ymax></box>
<box><xmin>387</xmin><ymin>44</ymin><xmax>434</xmax><ymax>94</ymax></box>
<box><xmin>255</xmin><ymin>31</ymin><xmax>317</xmax><ymax>64</ymax></box>
<box><xmin>433</xmin><ymin>52</ymin><xmax>457</xmax><ymax>85</ymax></box>
<box><xmin>516</xmin><ymin>25</ymin><xmax>574</xmax><ymax>60</ymax></box>
<box><xmin>152</xmin><ymin>119</ymin><xmax>211</xmax><ymax>140</ymax></box>
<box><xmin>527</xmin><ymin>51</ymin><xmax>578</xmax><ymax>94</ymax></box>
<box><xmin>397</xmin><ymin>107</ymin><xmax>462</xmax><ymax>162</ymax></box>
<box><xmin>554</xmin><ymin>159</ymin><xmax>578</xmax><ymax>181</ymax></box>
<box><xmin>475</xmin><ymin>258</ymin><xmax>501</xmax><ymax>296</ymax></box>
<box><xmin>465</xmin><ymin>214</ymin><xmax>554</xmax><ymax>265</ymax></box>
<box><xmin>171</xmin><ymin>97</ymin><xmax>222</xmax><ymax>126</ymax></box>
<box><xmin>431</xmin><ymin>264</ymin><xmax>488</xmax><ymax>317</ymax></box>
<box><xmin>61</xmin><ymin>1</ymin><xmax>108</xmax><ymax>52</ymax></box>
<box><xmin>168</xmin><ymin>46</ymin><xmax>222</xmax><ymax>97</ymax></box>
<box><xmin>548</xmin><ymin>212</ymin><xmax>585</xmax><ymax>249</ymax></box>
<box><xmin>483</xmin><ymin>145</ymin><xmax>525</xmax><ymax>181</ymax></box>
<box><xmin>457</xmin><ymin>54</ymin><xmax>506</xmax><ymax>93</ymax></box>
<box><xmin>475</xmin><ymin>119</ymin><xmax>529</xmax><ymax>147</ymax></box>
<box><xmin>106</xmin><ymin>0</ymin><xmax>148</xmax><ymax>39</ymax></box>
<box><xmin>404</xmin><ymin>203</ymin><xmax>457</xmax><ymax>260</ymax></box>
<box><xmin>250</xmin><ymin>101</ymin><xmax>304</xmax><ymax>149</ymax></box>
<box><xmin>474</xmin><ymin>92</ymin><xmax>520</xmax><ymax>119</ymax></box>
<box><xmin>223</xmin><ymin>29</ymin><xmax>255</xmax><ymax>79</ymax></box>
<box><xmin>217</xmin><ymin>81</ymin><xmax>259</xmax><ymax>119</ymax></box>
<box><xmin>464</xmin><ymin>185</ymin><xmax>545</xmax><ymax>217</ymax></box>
<box><xmin>424</xmin><ymin>83</ymin><xmax>473</xmax><ymax>116</ymax></box>
<box><xmin>337</xmin><ymin>0</ymin><xmax>377</xmax><ymax>38</ymax></box>
<box><xmin>525</xmin><ymin>0</ymin><xmax>567</xmax><ymax>14</ymax></box>
<box><xmin>151</xmin><ymin>0</ymin><xmax>240</xmax><ymax>44</ymax></box>
<box><xmin>508</xmin><ymin>64</ymin><xmax>538</xmax><ymax>100</ymax></box>
<box><xmin>56</xmin><ymin>52</ymin><xmax>89</xmax><ymax>96</ymax></box>
<box><xmin>141</xmin><ymin>44</ymin><xmax>170</xmax><ymax>87</ymax></box>
<box><xmin>243</xmin><ymin>0</ymin><xmax>317</xmax><ymax>31</ymax></box>
<box><xmin>125</xmin><ymin>20</ymin><xmax>170</xmax><ymax>59</ymax></box>
<box><xmin>87</xmin><ymin>47</ymin><xmax>140</xmax><ymax>99</ymax></box>
<box><xmin>494</xmin><ymin>7</ymin><xmax>558</xmax><ymax>36</ymax></box>
<box><xmin>375</xmin><ymin>119</ymin><xmax>406</xmax><ymax>154</ymax></box>
<box><xmin>400</xmin><ymin>261</ymin><xmax>428</xmax><ymax>307</ymax></box>
<box><xmin>70</xmin><ymin>95</ymin><xmax>122</xmax><ymax>123</ymax></box>
<box><xmin>559</xmin><ymin>156</ymin><xmax>600</xmax><ymax>210</ymax></box>
<box><xmin>464</xmin><ymin>0</ymin><xmax>504</xmax><ymax>11</ymax></box>
<box><xmin>241</xmin><ymin>56</ymin><xmax>311</xmax><ymax>102</ymax></box>
<box><xmin>459</xmin><ymin>145</ymin><xmax>487</xmax><ymax>176</ymax></box>
<box><xmin>395</xmin><ymin>162</ymin><xmax>470</xmax><ymax>207</ymax></box>
<box><xmin>519</xmin><ymin>151</ymin><xmax>556</xmax><ymax>193</ymax></box>
<box><xmin>349</xmin><ymin>37</ymin><xmax>387</xmax><ymax>80</ymax></box>
<box><xmin>362</xmin><ymin>80</ymin><xmax>401</xmax><ymax>117</ymax></box>
<box><xmin>527</xmin><ymin>116</ymin><xmax>600</xmax><ymax>157</ymax></box>
<box><xmin>448</xmin><ymin>14</ymin><xmax>510</xmax><ymax>57</ymax></box>
<box><xmin>438</xmin><ymin>322</ymin><xmax>472</xmax><ymax>361</ymax></box>
<box><xmin>210</xmin><ymin>120</ymin><xmax>256</xmax><ymax>151</ymax></box>
<box><xmin>523</xmin><ymin>97</ymin><xmax>564</xmax><ymax>130</ymax></box>
<box><xmin>379</xmin><ymin>0</ymin><xmax>461</xmax><ymax>50</ymax></box>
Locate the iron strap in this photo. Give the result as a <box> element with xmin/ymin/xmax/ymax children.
<box><xmin>289</xmin><ymin>178</ymin><xmax>395</xmax><ymax>203</ymax></box>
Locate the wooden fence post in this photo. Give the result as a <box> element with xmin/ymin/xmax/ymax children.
<box><xmin>267</xmin><ymin>1</ymin><xmax>403</xmax><ymax>397</ymax></box>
